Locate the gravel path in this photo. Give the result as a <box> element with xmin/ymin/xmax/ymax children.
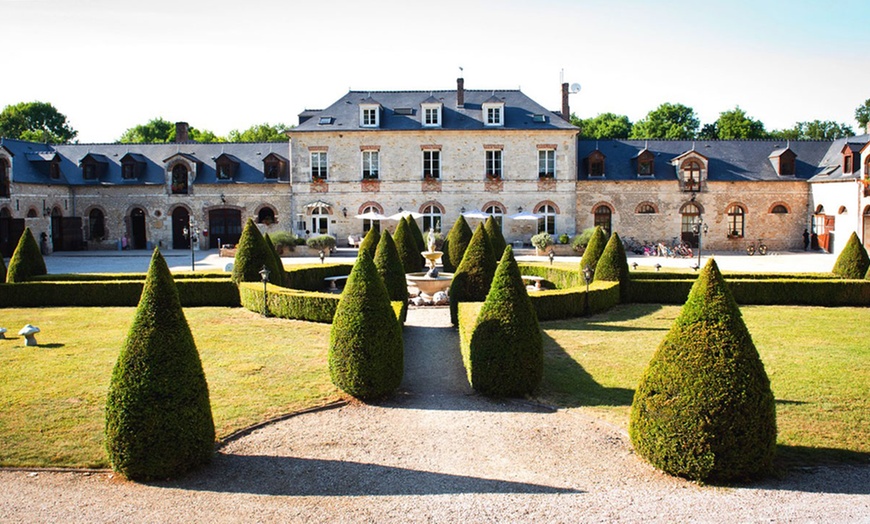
<box><xmin>2</xmin><ymin>307</ymin><xmax>868</xmax><ymax>523</ymax></box>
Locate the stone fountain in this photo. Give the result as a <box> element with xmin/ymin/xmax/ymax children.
<box><xmin>405</xmin><ymin>231</ymin><xmax>453</xmax><ymax>298</ymax></box>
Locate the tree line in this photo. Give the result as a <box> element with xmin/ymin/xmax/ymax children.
<box><xmin>2</xmin><ymin>99</ymin><xmax>869</xmax><ymax>145</ymax></box>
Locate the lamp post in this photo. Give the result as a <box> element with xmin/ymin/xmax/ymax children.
<box><xmin>583</xmin><ymin>265</ymin><xmax>593</xmax><ymax>315</ymax></box>
<box><xmin>548</xmin><ymin>251</ymin><xmax>555</xmax><ymax>266</ymax></box>
<box><xmin>692</xmin><ymin>218</ymin><xmax>709</xmax><ymax>269</ymax></box>
<box><xmin>258</xmin><ymin>265</ymin><xmax>270</xmax><ymax>317</ymax></box>
<box><xmin>183</xmin><ymin>217</ymin><xmax>198</xmax><ymax>272</ymax></box>
<box><xmin>319</xmin><ymin>250</ymin><xmax>325</xmax><ymax>264</ymax></box>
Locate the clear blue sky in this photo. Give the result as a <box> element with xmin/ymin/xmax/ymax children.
<box><xmin>3</xmin><ymin>0</ymin><xmax>868</xmax><ymax>142</ymax></box>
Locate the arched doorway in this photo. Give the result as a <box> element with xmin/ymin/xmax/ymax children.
<box><xmin>50</xmin><ymin>207</ymin><xmax>63</xmax><ymax>251</ymax></box>
<box><xmin>592</xmin><ymin>205</ymin><xmax>610</xmax><ymax>235</ymax></box>
<box><xmin>88</xmin><ymin>208</ymin><xmax>106</xmax><ymax>241</ymax></box>
<box><xmin>172</xmin><ymin>207</ymin><xmax>190</xmax><ymax>249</ymax></box>
<box><xmin>208</xmin><ymin>208</ymin><xmax>242</xmax><ymax>249</ymax></box>
<box><xmin>130</xmin><ymin>208</ymin><xmax>147</xmax><ymax>249</ymax></box>
<box><xmin>680</xmin><ymin>203</ymin><xmax>701</xmax><ymax>247</ymax></box>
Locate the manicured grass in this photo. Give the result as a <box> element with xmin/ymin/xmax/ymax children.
<box><xmin>0</xmin><ymin>308</ymin><xmax>339</xmax><ymax>468</ymax></box>
<box><xmin>538</xmin><ymin>304</ymin><xmax>870</xmax><ymax>466</ymax></box>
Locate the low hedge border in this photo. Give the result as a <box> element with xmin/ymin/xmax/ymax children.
<box><xmin>30</xmin><ymin>272</ymin><xmax>230</xmax><ymax>282</ymax></box>
<box><xmin>630</xmin><ymin>271</ymin><xmax>835</xmax><ymax>281</ymax></box>
<box><xmin>0</xmin><ymin>279</ymin><xmax>240</xmax><ymax>308</ymax></box>
<box><xmin>628</xmin><ymin>278</ymin><xmax>870</xmax><ymax>306</ymax></box>
<box><xmin>283</xmin><ymin>263</ymin><xmax>354</xmax><ymax>291</ymax></box>
<box><xmin>239</xmin><ymin>282</ymin><xmax>406</xmax><ymax>324</ymax></box>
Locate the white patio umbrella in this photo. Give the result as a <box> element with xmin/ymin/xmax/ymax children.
<box><xmin>386</xmin><ymin>210</ymin><xmax>423</xmax><ymax>220</ymax></box>
<box><xmin>508</xmin><ymin>211</ymin><xmax>542</xmax><ymax>221</ymax></box>
<box><xmin>354</xmin><ymin>211</ymin><xmax>389</xmax><ymax>220</ymax></box>
<box><xmin>461</xmin><ymin>211</ymin><xmax>490</xmax><ymax>220</ymax></box>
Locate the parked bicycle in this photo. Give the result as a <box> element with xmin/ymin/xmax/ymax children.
<box><xmin>746</xmin><ymin>238</ymin><xmax>768</xmax><ymax>256</ymax></box>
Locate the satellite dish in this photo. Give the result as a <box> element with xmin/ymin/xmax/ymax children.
<box><xmin>570</xmin><ymin>83</ymin><xmax>582</xmax><ymax>94</ymax></box>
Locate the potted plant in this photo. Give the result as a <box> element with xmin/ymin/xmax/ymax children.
<box><xmin>531</xmin><ymin>232</ymin><xmax>554</xmax><ymax>256</ymax></box>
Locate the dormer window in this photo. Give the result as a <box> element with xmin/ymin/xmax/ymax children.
<box><xmin>672</xmin><ymin>151</ymin><xmax>708</xmax><ymax>192</ymax></box>
<box><xmin>636</xmin><ymin>149</ymin><xmax>655</xmax><ymax>177</ymax></box>
<box><xmin>844</xmin><ymin>153</ymin><xmax>853</xmax><ymax>174</ymax></box>
<box><xmin>586</xmin><ymin>151</ymin><xmax>605</xmax><ymax>177</ymax></box>
<box><xmin>214</xmin><ymin>153</ymin><xmax>240</xmax><ymax>181</ymax></box>
<box><xmin>171</xmin><ymin>164</ymin><xmax>189</xmax><ymax>194</ymax></box>
<box><xmin>79</xmin><ymin>153</ymin><xmax>108</xmax><ymax>181</ymax></box>
<box><xmin>120</xmin><ymin>153</ymin><xmax>146</xmax><ymax>180</ymax></box>
<box><xmin>482</xmin><ymin>96</ymin><xmax>505</xmax><ymax>127</ymax></box>
<box><xmin>769</xmin><ymin>148</ymin><xmax>796</xmax><ymax>176</ymax></box>
<box><xmin>49</xmin><ymin>160</ymin><xmax>61</xmax><ymax>180</ymax></box>
<box><xmin>681</xmin><ymin>160</ymin><xmax>701</xmax><ymax>191</ymax></box>
<box><xmin>421</xmin><ymin>96</ymin><xmax>442</xmax><ymax>127</ymax></box>
<box><xmin>780</xmin><ymin>156</ymin><xmax>795</xmax><ymax>176</ymax></box>
<box><xmin>360</xmin><ymin>97</ymin><xmax>381</xmax><ymax>128</ymax></box>
<box><xmin>262</xmin><ymin>152</ymin><xmax>287</xmax><ymax>180</ymax></box>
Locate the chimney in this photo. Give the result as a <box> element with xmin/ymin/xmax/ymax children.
<box><xmin>175</xmin><ymin>122</ymin><xmax>190</xmax><ymax>143</ymax></box>
<box><xmin>561</xmin><ymin>83</ymin><xmax>570</xmax><ymax>122</ymax></box>
<box><xmin>456</xmin><ymin>78</ymin><xmax>465</xmax><ymax>108</ymax></box>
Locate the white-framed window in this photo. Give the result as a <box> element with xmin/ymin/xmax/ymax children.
<box><xmin>485</xmin><ymin>150</ymin><xmax>503</xmax><ymax>179</ymax></box>
<box><xmin>361</xmin><ymin>205</ymin><xmax>381</xmax><ymax>233</ymax></box>
<box><xmin>310</xmin><ymin>207</ymin><xmax>329</xmax><ymax>235</ymax></box>
<box><xmin>423</xmin><ymin>150</ymin><xmax>440</xmax><ymax>179</ymax></box>
<box><xmin>362</xmin><ymin>150</ymin><xmax>379</xmax><ymax>179</ymax></box>
<box><xmin>360</xmin><ymin>106</ymin><xmax>379</xmax><ymax>127</ymax></box>
<box><xmin>538</xmin><ymin>204</ymin><xmax>556</xmax><ymax>235</ymax></box>
<box><xmin>311</xmin><ymin>151</ymin><xmax>328</xmax><ymax>180</ymax></box>
<box><xmin>538</xmin><ymin>149</ymin><xmax>555</xmax><ymax>178</ymax></box>
<box><xmin>422</xmin><ymin>204</ymin><xmax>442</xmax><ymax>232</ymax></box>
<box><xmin>483</xmin><ymin>102</ymin><xmax>504</xmax><ymax>126</ymax></box>
<box><xmin>485</xmin><ymin>204</ymin><xmax>504</xmax><ymax>231</ymax></box>
<box><xmin>423</xmin><ymin>106</ymin><xmax>441</xmax><ymax>127</ymax></box>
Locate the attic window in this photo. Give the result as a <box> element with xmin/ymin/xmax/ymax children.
<box><xmin>780</xmin><ymin>156</ymin><xmax>795</xmax><ymax>176</ymax></box>
<box><xmin>360</xmin><ymin>105</ymin><xmax>380</xmax><ymax>128</ymax></box>
<box><xmin>83</xmin><ymin>163</ymin><xmax>97</xmax><ymax>180</ymax></box>
<box><xmin>532</xmin><ymin>114</ymin><xmax>547</xmax><ymax>123</ymax></box>
<box><xmin>844</xmin><ymin>154</ymin><xmax>853</xmax><ymax>174</ymax></box>
<box><xmin>394</xmin><ymin>108</ymin><xmax>414</xmax><ymax>116</ymax></box>
<box><xmin>318</xmin><ymin>117</ymin><xmax>334</xmax><ymax>125</ymax></box>
<box><xmin>49</xmin><ymin>161</ymin><xmax>61</xmax><ymax>180</ymax></box>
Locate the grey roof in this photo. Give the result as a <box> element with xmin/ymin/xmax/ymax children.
<box><xmin>577</xmin><ymin>139</ymin><xmax>839</xmax><ymax>182</ymax></box>
<box><xmin>809</xmin><ymin>134</ymin><xmax>870</xmax><ymax>182</ymax></box>
<box><xmin>291</xmin><ymin>89</ymin><xmax>578</xmax><ymax>132</ymax></box>
<box><xmin>0</xmin><ymin>138</ymin><xmax>290</xmax><ymax>186</ymax></box>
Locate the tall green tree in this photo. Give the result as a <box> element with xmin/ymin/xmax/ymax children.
<box><xmin>105</xmin><ymin>249</ymin><xmax>215</xmax><ymax>481</ymax></box>
<box><xmin>118</xmin><ymin>118</ymin><xmax>225</xmax><ymax>143</ymax></box>
<box><xmin>572</xmin><ymin>112</ymin><xmax>633</xmax><ymax>139</ymax></box>
<box><xmin>484</xmin><ymin>216</ymin><xmax>507</xmax><ymax>259</ymax></box>
<box><xmin>713</xmin><ymin>106</ymin><xmax>768</xmax><ymax>139</ymax></box>
<box><xmin>854</xmin><ymin>98</ymin><xmax>870</xmax><ymax>131</ymax></box>
<box><xmin>630</xmin><ymin>103</ymin><xmax>700</xmax><ymax>140</ymax></box>
<box><xmin>0</xmin><ymin>101</ymin><xmax>77</xmax><ymax>144</ymax></box>
<box><xmin>227</xmin><ymin>123</ymin><xmax>292</xmax><ymax>142</ymax></box>
<box><xmin>393</xmin><ymin>217</ymin><xmax>420</xmax><ymax>274</ymax></box>
<box><xmin>770</xmin><ymin>120</ymin><xmax>854</xmax><ymax>140</ymax></box>
<box><xmin>374</xmin><ymin>230</ymin><xmax>409</xmax><ymax>304</ymax></box>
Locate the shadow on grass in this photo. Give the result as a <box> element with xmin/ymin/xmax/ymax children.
<box><xmin>164</xmin><ymin>453</ymin><xmax>581</xmax><ymax>496</ymax></box>
<box><xmin>537</xmin><ymin>331</ymin><xmax>634</xmax><ymax>408</ymax></box>
<box><xmin>775</xmin><ymin>444</ymin><xmax>870</xmax><ymax>471</ymax></box>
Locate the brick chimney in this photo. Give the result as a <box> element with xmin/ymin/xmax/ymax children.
<box><xmin>175</xmin><ymin>122</ymin><xmax>190</xmax><ymax>143</ymax></box>
<box><xmin>456</xmin><ymin>78</ymin><xmax>465</xmax><ymax>108</ymax></box>
<box><xmin>561</xmin><ymin>83</ymin><xmax>570</xmax><ymax>122</ymax></box>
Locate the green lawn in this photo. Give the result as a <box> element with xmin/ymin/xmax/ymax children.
<box><xmin>0</xmin><ymin>307</ymin><xmax>340</xmax><ymax>468</ymax></box>
<box><xmin>538</xmin><ymin>304</ymin><xmax>870</xmax><ymax>466</ymax></box>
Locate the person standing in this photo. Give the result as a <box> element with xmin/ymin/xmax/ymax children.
<box><xmin>802</xmin><ymin>229</ymin><xmax>810</xmax><ymax>251</ymax></box>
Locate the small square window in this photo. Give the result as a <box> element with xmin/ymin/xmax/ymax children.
<box><xmin>318</xmin><ymin>117</ymin><xmax>333</xmax><ymax>125</ymax></box>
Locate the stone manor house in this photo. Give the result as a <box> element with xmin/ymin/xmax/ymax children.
<box><xmin>1</xmin><ymin>77</ymin><xmax>868</xmax><ymax>258</ymax></box>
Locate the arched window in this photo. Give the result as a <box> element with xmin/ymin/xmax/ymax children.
<box><xmin>593</xmin><ymin>205</ymin><xmax>611</xmax><ymax>234</ymax></box>
<box><xmin>484</xmin><ymin>204</ymin><xmax>504</xmax><ymax>231</ymax></box>
<box><xmin>680</xmin><ymin>202</ymin><xmax>701</xmax><ymax>246</ymax></box>
<box><xmin>89</xmin><ymin>208</ymin><xmax>106</xmax><ymax>241</ymax></box>
<box><xmin>361</xmin><ymin>205</ymin><xmax>381</xmax><ymax>233</ymax></box>
<box><xmin>681</xmin><ymin>160</ymin><xmax>702</xmax><ymax>191</ymax></box>
<box><xmin>727</xmin><ymin>205</ymin><xmax>745</xmax><ymax>238</ymax></box>
<box><xmin>0</xmin><ymin>207</ymin><xmax>10</xmax><ymax>218</ymax></box>
<box><xmin>171</xmin><ymin>164</ymin><xmax>188</xmax><ymax>194</ymax></box>
<box><xmin>310</xmin><ymin>207</ymin><xmax>329</xmax><ymax>235</ymax></box>
<box><xmin>770</xmin><ymin>205</ymin><xmax>788</xmax><ymax>214</ymax></box>
<box><xmin>422</xmin><ymin>204</ymin><xmax>443</xmax><ymax>233</ymax></box>
<box><xmin>636</xmin><ymin>203</ymin><xmax>657</xmax><ymax>214</ymax></box>
<box><xmin>257</xmin><ymin>207</ymin><xmax>276</xmax><ymax>225</ymax></box>
<box><xmin>26</xmin><ymin>208</ymin><xmax>38</xmax><ymax>218</ymax></box>
<box><xmin>535</xmin><ymin>204</ymin><xmax>555</xmax><ymax>234</ymax></box>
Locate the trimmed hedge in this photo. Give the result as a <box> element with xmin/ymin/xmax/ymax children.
<box><xmin>442</xmin><ymin>215</ymin><xmax>473</xmax><ymax>273</ymax></box>
<box><xmin>358</xmin><ymin>227</ymin><xmax>381</xmax><ymax>260</ymax></box>
<box><xmin>0</xmin><ymin>279</ymin><xmax>240</xmax><ymax>307</ymax></box>
<box><xmin>579</xmin><ymin>226</ymin><xmax>607</xmax><ymax>274</ymax></box>
<box><xmin>7</xmin><ymin>227</ymin><xmax>47</xmax><ymax>282</ymax></box>
<box><xmin>31</xmin><ymin>272</ymin><xmax>230</xmax><ymax>282</ymax></box>
<box><xmin>449</xmin><ymin>224</ymin><xmax>496</xmax><ymax>325</ymax></box>
<box><xmin>394</xmin><ymin>217</ymin><xmax>422</xmax><ymax>273</ymax></box>
<box><xmin>484</xmin><ymin>215</ymin><xmax>507</xmax><ymax>259</ymax></box>
<box><xmin>832</xmin><ymin>232</ymin><xmax>870</xmax><ymax>279</ymax></box>
<box><xmin>528</xmin><ymin>281</ymin><xmax>621</xmax><ymax>320</ymax></box>
<box><xmin>282</xmin><ymin>263</ymin><xmax>353</xmax><ymax>291</ymax></box>
<box><xmin>594</xmin><ymin>232</ymin><xmax>630</xmax><ymax>301</ymax></box>
<box><xmin>233</xmin><ymin>219</ymin><xmax>282</xmax><ymax>285</ymax></box>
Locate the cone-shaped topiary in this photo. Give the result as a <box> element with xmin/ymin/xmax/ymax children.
<box><xmin>449</xmin><ymin>224</ymin><xmax>496</xmax><ymax>325</ymax></box>
<box><xmin>593</xmin><ymin>231</ymin><xmax>630</xmax><ymax>301</ymax></box>
<box><xmin>264</xmin><ymin>233</ymin><xmax>286</xmax><ymax>287</ymax></box>
<box><xmin>358</xmin><ymin>227</ymin><xmax>381</xmax><ymax>260</ymax></box>
<box><xmin>374</xmin><ymin>230</ymin><xmax>408</xmax><ymax>303</ymax></box>
<box><xmin>406</xmin><ymin>216</ymin><xmax>426</xmax><ymax>269</ymax></box>
<box><xmin>393</xmin><ymin>217</ymin><xmax>421</xmax><ymax>275</ymax></box>
<box><xmin>442</xmin><ymin>215</ymin><xmax>473</xmax><ymax>273</ymax></box>
<box><xmin>831</xmin><ymin>232</ymin><xmax>870</xmax><ymax>279</ymax></box>
<box><xmin>105</xmin><ymin>249</ymin><xmax>215</xmax><ymax>481</ymax></box>
<box><xmin>629</xmin><ymin>258</ymin><xmax>777</xmax><ymax>483</ymax></box>
<box><xmin>6</xmin><ymin>227</ymin><xmax>47</xmax><ymax>282</ymax></box>
<box><xmin>484</xmin><ymin>215</ymin><xmax>507</xmax><ymax>260</ymax></box>
<box><xmin>579</xmin><ymin>226</ymin><xmax>607</xmax><ymax>275</ymax></box>
<box><xmin>232</xmin><ymin>219</ymin><xmax>282</xmax><ymax>285</ymax></box>
<box><xmin>328</xmin><ymin>251</ymin><xmax>404</xmax><ymax>400</ymax></box>
<box><xmin>467</xmin><ymin>245</ymin><xmax>543</xmax><ymax>396</ymax></box>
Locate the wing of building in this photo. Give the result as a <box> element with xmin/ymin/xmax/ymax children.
<box><xmin>0</xmin><ymin>81</ymin><xmax>868</xmax><ymax>258</ymax></box>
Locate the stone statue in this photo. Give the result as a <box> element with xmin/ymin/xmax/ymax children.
<box><xmin>427</xmin><ymin>229</ymin><xmax>437</xmax><ymax>252</ymax></box>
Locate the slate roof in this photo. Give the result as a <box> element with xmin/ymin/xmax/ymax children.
<box><xmin>292</xmin><ymin>89</ymin><xmax>577</xmax><ymax>132</ymax></box>
<box><xmin>0</xmin><ymin>138</ymin><xmax>290</xmax><ymax>186</ymax></box>
<box><xmin>809</xmin><ymin>134</ymin><xmax>870</xmax><ymax>182</ymax></box>
<box><xmin>577</xmin><ymin>139</ymin><xmax>845</xmax><ymax>182</ymax></box>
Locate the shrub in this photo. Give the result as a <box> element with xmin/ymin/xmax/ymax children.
<box><xmin>466</xmin><ymin>245</ymin><xmax>542</xmax><ymax>396</ymax></box>
<box><xmin>571</xmin><ymin>226</ymin><xmax>596</xmax><ymax>253</ymax></box>
<box><xmin>7</xmin><ymin>228</ymin><xmax>47</xmax><ymax>283</ymax></box>
<box><xmin>105</xmin><ymin>249</ymin><xmax>215</xmax><ymax>481</ymax></box>
<box><xmin>232</xmin><ymin>219</ymin><xmax>282</xmax><ymax>285</ymax></box>
<box><xmin>558</xmin><ymin>233</ymin><xmax>570</xmax><ymax>245</ymax></box>
<box><xmin>530</xmin><ymin>232</ymin><xmax>554</xmax><ymax>251</ymax></box>
<box><xmin>374</xmin><ymin>230</ymin><xmax>409</xmax><ymax>304</ymax></box>
<box><xmin>267</xmin><ymin>231</ymin><xmax>299</xmax><ymax>252</ymax></box>
<box><xmin>449</xmin><ymin>224</ymin><xmax>496</xmax><ymax>325</ymax></box>
<box><xmin>406</xmin><ymin>216</ymin><xmax>427</xmax><ymax>258</ymax></box>
<box><xmin>358</xmin><ymin>227</ymin><xmax>381</xmax><ymax>260</ymax></box>
<box><xmin>307</xmin><ymin>234</ymin><xmax>336</xmax><ymax>252</ymax></box>
<box><xmin>264</xmin><ymin>233</ymin><xmax>286</xmax><ymax>286</ymax></box>
<box><xmin>579</xmin><ymin>226</ymin><xmax>607</xmax><ymax>274</ymax></box>
<box><xmin>831</xmin><ymin>232</ymin><xmax>869</xmax><ymax>279</ymax></box>
<box><xmin>328</xmin><ymin>252</ymin><xmax>404</xmax><ymax>400</ymax></box>
<box><xmin>442</xmin><ymin>215</ymin><xmax>473</xmax><ymax>273</ymax></box>
<box><xmin>484</xmin><ymin>215</ymin><xmax>507</xmax><ymax>259</ymax></box>
<box><xmin>629</xmin><ymin>258</ymin><xmax>777</xmax><ymax>483</ymax></box>
<box><xmin>393</xmin><ymin>217</ymin><xmax>421</xmax><ymax>274</ymax></box>
<box><xmin>594</xmin><ymin>232</ymin><xmax>630</xmax><ymax>301</ymax></box>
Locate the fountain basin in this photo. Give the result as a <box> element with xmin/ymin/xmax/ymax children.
<box><xmin>406</xmin><ymin>272</ymin><xmax>453</xmax><ymax>296</ymax></box>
